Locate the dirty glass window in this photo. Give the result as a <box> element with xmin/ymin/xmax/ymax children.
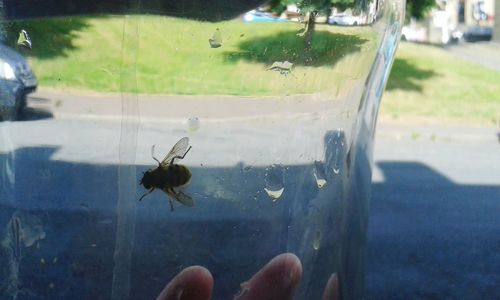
<box><xmin>0</xmin><ymin>0</ymin><xmax>404</xmax><ymax>299</ymax></box>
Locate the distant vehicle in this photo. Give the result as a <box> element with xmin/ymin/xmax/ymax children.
<box><xmin>328</xmin><ymin>13</ymin><xmax>361</xmax><ymax>26</ymax></box>
<box><xmin>243</xmin><ymin>10</ymin><xmax>288</xmax><ymax>22</ymax></box>
<box><xmin>401</xmin><ymin>26</ymin><xmax>427</xmax><ymax>43</ymax></box>
<box><xmin>463</xmin><ymin>26</ymin><xmax>492</xmax><ymax>42</ymax></box>
<box><xmin>0</xmin><ymin>43</ymin><xmax>37</xmax><ymax>121</ymax></box>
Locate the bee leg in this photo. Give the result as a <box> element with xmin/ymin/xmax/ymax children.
<box><xmin>166</xmin><ymin>188</ymin><xmax>175</xmax><ymax>211</ymax></box>
<box><xmin>169</xmin><ymin>198</ymin><xmax>174</xmax><ymax>212</ymax></box>
<box><xmin>151</xmin><ymin>145</ymin><xmax>161</xmax><ymax>165</ymax></box>
<box><xmin>138</xmin><ymin>188</ymin><xmax>155</xmax><ymax>202</ymax></box>
<box><xmin>169</xmin><ymin>146</ymin><xmax>192</xmax><ymax>165</ymax></box>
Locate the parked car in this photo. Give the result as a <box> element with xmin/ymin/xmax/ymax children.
<box><xmin>401</xmin><ymin>25</ymin><xmax>427</xmax><ymax>43</ymax></box>
<box><xmin>463</xmin><ymin>26</ymin><xmax>492</xmax><ymax>42</ymax></box>
<box><xmin>328</xmin><ymin>13</ymin><xmax>361</xmax><ymax>26</ymax></box>
<box><xmin>243</xmin><ymin>10</ymin><xmax>288</xmax><ymax>22</ymax></box>
<box><xmin>0</xmin><ymin>43</ymin><xmax>37</xmax><ymax>121</ymax></box>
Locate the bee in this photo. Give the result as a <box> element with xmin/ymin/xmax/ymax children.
<box><xmin>139</xmin><ymin>137</ymin><xmax>194</xmax><ymax>211</ymax></box>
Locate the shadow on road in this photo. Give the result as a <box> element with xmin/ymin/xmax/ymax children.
<box><xmin>366</xmin><ymin>161</ymin><xmax>500</xmax><ymax>299</ymax></box>
<box><xmin>0</xmin><ymin>128</ymin><xmax>369</xmax><ymax>300</ymax></box>
<box><xmin>17</xmin><ymin>107</ymin><xmax>54</xmax><ymax>121</ymax></box>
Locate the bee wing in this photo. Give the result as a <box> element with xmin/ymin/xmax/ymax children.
<box><xmin>173</xmin><ymin>190</ymin><xmax>194</xmax><ymax>207</ymax></box>
<box><xmin>161</xmin><ymin>137</ymin><xmax>190</xmax><ymax>167</ymax></box>
<box><xmin>164</xmin><ymin>188</ymin><xmax>194</xmax><ymax>207</ymax></box>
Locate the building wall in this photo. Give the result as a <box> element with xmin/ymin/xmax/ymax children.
<box><xmin>494</xmin><ymin>1</ymin><xmax>500</xmax><ymax>42</ymax></box>
<box><xmin>463</xmin><ymin>0</ymin><xmax>495</xmax><ymax>26</ymax></box>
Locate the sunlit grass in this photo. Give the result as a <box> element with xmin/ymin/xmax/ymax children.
<box><xmin>9</xmin><ymin>15</ymin><xmax>377</xmax><ymax>96</ymax></box>
<box><xmin>381</xmin><ymin>42</ymin><xmax>500</xmax><ymax>126</ymax></box>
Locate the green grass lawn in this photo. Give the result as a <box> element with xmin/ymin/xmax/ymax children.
<box><xmin>381</xmin><ymin>42</ymin><xmax>500</xmax><ymax>126</ymax></box>
<box><xmin>7</xmin><ymin>16</ymin><xmax>499</xmax><ymax>125</ymax></box>
<box><xmin>8</xmin><ymin>15</ymin><xmax>377</xmax><ymax>96</ymax></box>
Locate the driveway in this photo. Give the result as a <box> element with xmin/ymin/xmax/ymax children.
<box><xmin>366</xmin><ymin>122</ymin><xmax>500</xmax><ymax>299</ymax></box>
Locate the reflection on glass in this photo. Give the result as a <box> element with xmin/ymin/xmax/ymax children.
<box><xmin>0</xmin><ymin>0</ymin><xmax>404</xmax><ymax>299</ymax></box>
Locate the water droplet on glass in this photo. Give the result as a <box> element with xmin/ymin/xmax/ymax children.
<box><xmin>49</xmin><ymin>283</ymin><xmax>55</xmax><ymax>289</ymax></box>
<box><xmin>40</xmin><ymin>258</ymin><xmax>46</xmax><ymax>264</ymax></box>
<box><xmin>187</xmin><ymin>117</ymin><xmax>200</xmax><ymax>132</ymax></box>
<box><xmin>325</xmin><ymin>129</ymin><xmax>345</xmax><ymax>176</ymax></box>
<box><xmin>313</xmin><ymin>230</ymin><xmax>321</xmax><ymax>250</ymax></box>
<box><xmin>234</xmin><ymin>283</ymin><xmax>250</xmax><ymax>299</ymax></box>
<box><xmin>176</xmin><ymin>288</ymin><xmax>184</xmax><ymax>300</ymax></box>
<box><xmin>264</xmin><ymin>187</ymin><xmax>284</xmax><ymax>200</ymax></box>
<box><xmin>242</xmin><ymin>165</ymin><xmax>252</xmax><ymax>172</ymax></box>
<box><xmin>52</xmin><ymin>257</ymin><xmax>58</xmax><ymax>264</ymax></box>
<box><xmin>209</xmin><ymin>28</ymin><xmax>222</xmax><ymax>48</ymax></box>
<box><xmin>17</xmin><ymin>29</ymin><xmax>32</xmax><ymax>49</ymax></box>
<box><xmin>267</xmin><ymin>61</ymin><xmax>293</xmax><ymax>76</ymax></box>
<box><xmin>264</xmin><ymin>164</ymin><xmax>285</xmax><ymax>201</ymax></box>
<box><xmin>313</xmin><ymin>161</ymin><xmax>327</xmax><ymax>189</ymax></box>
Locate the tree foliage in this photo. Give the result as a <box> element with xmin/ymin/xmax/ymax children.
<box><xmin>269</xmin><ymin>0</ymin><xmax>436</xmax><ymax>20</ymax></box>
<box><xmin>331</xmin><ymin>0</ymin><xmax>356</xmax><ymax>12</ymax></box>
<box><xmin>406</xmin><ymin>0</ymin><xmax>436</xmax><ymax>20</ymax></box>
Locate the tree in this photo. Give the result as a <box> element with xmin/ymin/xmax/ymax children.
<box><xmin>268</xmin><ymin>0</ymin><xmax>357</xmax><ymax>63</ymax></box>
<box><xmin>296</xmin><ymin>0</ymin><xmax>333</xmax><ymax>62</ymax></box>
<box><xmin>268</xmin><ymin>0</ymin><xmax>435</xmax><ymax>62</ymax></box>
<box><xmin>406</xmin><ymin>0</ymin><xmax>436</xmax><ymax>20</ymax></box>
<box><xmin>331</xmin><ymin>0</ymin><xmax>356</xmax><ymax>12</ymax></box>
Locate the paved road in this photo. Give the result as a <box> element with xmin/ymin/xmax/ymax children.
<box><xmin>445</xmin><ymin>41</ymin><xmax>500</xmax><ymax>72</ymax></box>
<box><xmin>2</xmin><ymin>91</ymin><xmax>499</xmax><ymax>299</ymax></box>
<box><xmin>1</xmin><ymin>91</ymin><xmax>359</xmax><ymax>299</ymax></box>
<box><xmin>366</xmin><ymin>123</ymin><xmax>500</xmax><ymax>299</ymax></box>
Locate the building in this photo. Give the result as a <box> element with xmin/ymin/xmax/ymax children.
<box><xmin>494</xmin><ymin>0</ymin><xmax>500</xmax><ymax>42</ymax></box>
<box><xmin>402</xmin><ymin>0</ymin><xmax>495</xmax><ymax>44</ymax></box>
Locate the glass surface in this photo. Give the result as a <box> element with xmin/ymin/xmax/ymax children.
<box><xmin>0</xmin><ymin>0</ymin><xmax>404</xmax><ymax>299</ymax></box>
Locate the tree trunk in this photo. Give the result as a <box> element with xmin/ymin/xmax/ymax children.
<box><xmin>303</xmin><ymin>11</ymin><xmax>316</xmax><ymax>65</ymax></box>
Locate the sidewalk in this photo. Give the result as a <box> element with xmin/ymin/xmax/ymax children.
<box><xmin>376</xmin><ymin>121</ymin><xmax>499</xmax><ymax>144</ymax></box>
<box><xmin>27</xmin><ymin>88</ymin><xmax>348</xmax><ymax>122</ymax></box>
<box><xmin>444</xmin><ymin>41</ymin><xmax>500</xmax><ymax>72</ymax></box>
<box><xmin>27</xmin><ymin>89</ymin><xmax>500</xmax><ymax>144</ymax></box>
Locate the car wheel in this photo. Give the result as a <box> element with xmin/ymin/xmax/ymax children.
<box><xmin>16</xmin><ymin>95</ymin><xmax>27</xmax><ymax>119</ymax></box>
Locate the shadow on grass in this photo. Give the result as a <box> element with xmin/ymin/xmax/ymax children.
<box><xmin>224</xmin><ymin>30</ymin><xmax>368</xmax><ymax>67</ymax></box>
<box><xmin>4</xmin><ymin>0</ymin><xmax>264</xmax><ymax>22</ymax></box>
<box><xmin>3</xmin><ymin>17</ymin><xmax>89</xmax><ymax>59</ymax></box>
<box><xmin>385</xmin><ymin>58</ymin><xmax>438</xmax><ymax>92</ymax></box>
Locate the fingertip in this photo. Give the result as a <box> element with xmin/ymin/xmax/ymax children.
<box><xmin>235</xmin><ymin>253</ymin><xmax>302</xmax><ymax>300</ymax></box>
<box><xmin>267</xmin><ymin>253</ymin><xmax>303</xmax><ymax>285</ymax></box>
<box><xmin>322</xmin><ymin>273</ymin><xmax>340</xmax><ymax>300</ymax></box>
<box><xmin>157</xmin><ymin>266</ymin><xmax>213</xmax><ymax>300</ymax></box>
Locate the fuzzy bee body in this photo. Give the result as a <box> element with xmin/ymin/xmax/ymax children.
<box><xmin>139</xmin><ymin>137</ymin><xmax>193</xmax><ymax>211</ymax></box>
<box><xmin>141</xmin><ymin>164</ymin><xmax>191</xmax><ymax>190</ymax></box>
